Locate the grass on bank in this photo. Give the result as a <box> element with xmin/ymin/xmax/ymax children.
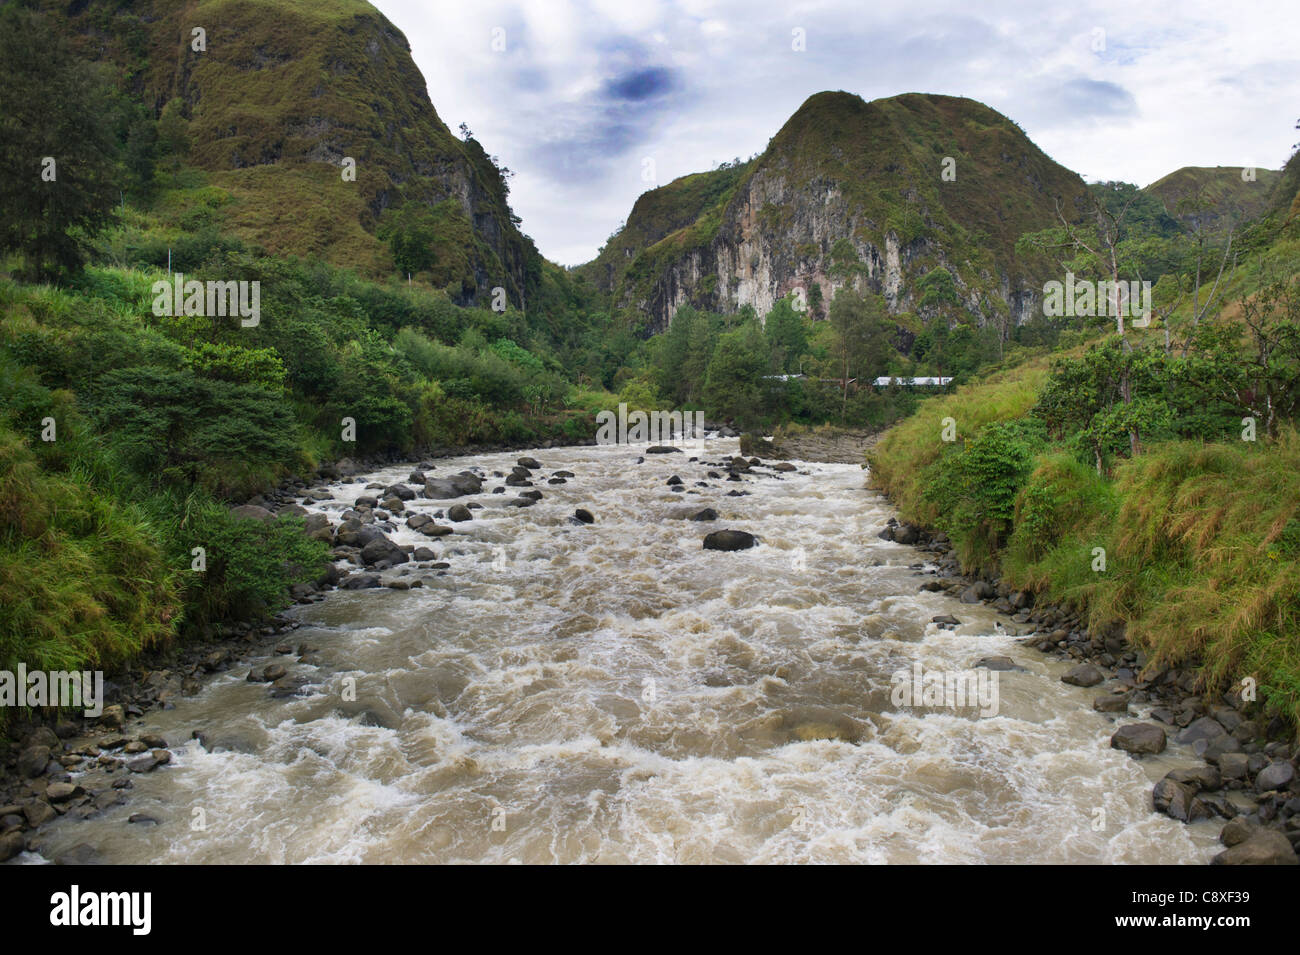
<box><xmin>867</xmin><ymin>360</ymin><xmax>1300</xmax><ymax>728</ymax></box>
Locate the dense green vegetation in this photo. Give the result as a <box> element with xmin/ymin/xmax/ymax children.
<box><xmin>870</xmin><ymin>155</ymin><xmax>1300</xmax><ymax>724</ymax></box>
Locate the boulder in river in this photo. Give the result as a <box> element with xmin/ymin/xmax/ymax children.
<box><xmin>1256</xmin><ymin>760</ymin><xmax>1296</xmax><ymax>792</ymax></box>
<box><xmin>573</xmin><ymin>508</ymin><xmax>594</xmax><ymax>524</ymax></box>
<box><xmin>447</xmin><ymin>504</ymin><xmax>473</xmax><ymax>523</ymax></box>
<box><xmin>689</xmin><ymin>508</ymin><xmax>718</xmax><ymax>522</ymax></box>
<box><xmin>1212</xmin><ymin>829</ymin><xmax>1298</xmax><ymax>865</ymax></box>
<box><xmin>360</xmin><ymin>537</ymin><xmax>408</xmax><ymax>567</ymax></box>
<box><xmin>703</xmin><ymin>530</ymin><xmax>757</xmax><ymax>551</ymax></box>
<box><xmin>517</xmin><ymin>456</ymin><xmax>542</xmax><ymax>469</ymax></box>
<box><xmin>646</xmin><ymin>446</ymin><xmax>681</xmax><ymax>454</ymax></box>
<box><xmin>424</xmin><ymin>473</ymin><xmax>483</xmax><ymax>499</ymax></box>
<box><xmin>339</xmin><ymin>573</ymin><xmax>382</xmax><ymax>590</ymax></box>
<box><xmin>1110</xmin><ymin>722</ymin><xmax>1167</xmax><ymax>755</ymax></box>
<box><xmin>1061</xmin><ymin>663</ymin><xmax>1104</xmax><ymax>687</ymax></box>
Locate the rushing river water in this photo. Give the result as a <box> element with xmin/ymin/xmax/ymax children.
<box><xmin>34</xmin><ymin>439</ymin><xmax>1223</xmax><ymax>863</ymax></box>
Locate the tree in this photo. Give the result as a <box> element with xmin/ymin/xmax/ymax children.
<box><xmin>0</xmin><ymin>7</ymin><xmax>118</xmax><ymax>279</ymax></box>
<box><xmin>827</xmin><ymin>288</ymin><xmax>890</xmax><ymax>421</ymax></box>
<box><xmin>764</xmin><ymin>295</ymin><xmax>807</xmax><ymax>372</ymax></box>
<box><xmin>377</xmin><ymin>204</ymin><xmax>438</xmax><ymax>276</ymax></box>
<box><xmin>701</xmin><ymin>322</ymin><xmax>769</xmax><ymax>428</ymax></box>
<box><xmin>155</xmin><ymin>98</ymin><xmax>191</xmax><ymax>172</ymax></box>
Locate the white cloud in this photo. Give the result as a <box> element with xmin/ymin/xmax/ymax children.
<box><xmin>373</xmin><ymin>0</ymin><xmax>1300</xmax><ymax>265</ymax></box>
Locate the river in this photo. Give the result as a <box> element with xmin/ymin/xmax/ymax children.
<box><xmin>32</xmin><ymin>438</ymin><xmax>1223</xmax><ymax>863</ymax></box>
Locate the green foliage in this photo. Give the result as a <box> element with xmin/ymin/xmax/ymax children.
<box><xmin>702</xmin><ymin>321</ymin><xmax>771</xmax><ymax>428</ymax></box>
<box><xmin>922</xmin><ymin>417</ymin><xmax>1047</xmax><ymax>566</ymax></box>
<box><xmin>0</xmin><ymin>7</ymin><xmax>119</xmax><ymax>279</ymax></box>
<box><xmin>176</xmin><ymin>498</ymin><xmax>328</xmax><ymax>624</ymax></box>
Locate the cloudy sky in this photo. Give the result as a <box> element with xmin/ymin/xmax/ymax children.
<box><xmin>373</xmin><ymin>0</ymin><xmax>1300</xmax><ymax>266</ymax></box>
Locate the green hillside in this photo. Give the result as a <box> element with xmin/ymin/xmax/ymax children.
<box><xmin>1145</xmin><ymin>165</ymin><xmax>1281</xmax><ymax>234</ymax></box>
<box><xmin>35</xmin><ymin>0</ymin><xmax>539</xmax><ymax>305</ymax></box>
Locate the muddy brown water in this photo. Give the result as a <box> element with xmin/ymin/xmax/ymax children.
<box><xmin>30</xmin><ymin>439</ymin><xmax>1222</xmax><ymax>863</ymax></box>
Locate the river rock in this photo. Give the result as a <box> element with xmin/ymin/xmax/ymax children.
<box><xmin>646</xmin><ymin>446</ymin><xmax>681</xmax><ymax>454</ymax></box>
<box><xmin>1176</xmin><ymin>716</ymin><xmax>1227</xmax><ymax>745</ymax></box>
<box><xmin>1218</xmin><ymin>752</ymin><xmax>1250</xmax><ymax>780</ymax></box>
<box><xmin>23</xmin><ymin>801</ymin><xmax>55</xmax><ymax>827</ymax></box>
<box><xmin>974</xmin><ymin>656</ymin><xmax>1023</xmax><ymax>671</ymax></box>
<box><xmin>335</xmin><ymin>519</ymin><xmax>384</xmax><ymax>548</ymax></box>
<box><xmin>1111</xmin><ymin>722</ymin><xmax>1167</xmax><ymax>755</ymax></box>
<box><xmin>931</xmin><ymin>614</ymin><xmax>961</xmax><ymax>627</ymax></box>
<box><xmin>773</xmin><ymin>462</ymin><xmax>797</xmax><ymax>472</ymax></box>
<box><xmin>689</xmin><ymin>508</ymin><xmax>718</xmax><ymax>521</ymax></box>
<box><xmin>1212</xmin><ymin>829</ymin><xmax>1298</xmax><ymax>865</ymax></box>
<box><xmin>424</xmin><ymin>473</ymin><xmax>483</xmax><ymax>499</ymax></box>
<box><xmin>573</xmin><ymin>508</ymin><xmax>594</xmax><ymax>524</ymax></box>
<box><xmin>17</xmin><ymin>744</ymin><xmax>51</xmax><ymax>778</ymax></box>
<box><xmin>1153</xmin><ymin>778</ymin><xmax>1211</xmax><ymax>822</ymax></box>
<box><xmin>1257</xmin><ymin>760</ymin><xmax>1296</xmax><ymax>792</ymax></box>
<box><xmin>229</xmin><ymin>504</ymin><xmax>275</xmax><ymax>521</ymax></box>
<box><xmin>1093</xmin><ymin>692</ymin><xmax>1132</xmax><ymax>713</ymax></box>
<box><xmin>1061</xmin><ymin>663</ymin><xmax>1104</xmax><ymax>687</ymax></box>
<box><xmin>0</xmin><ymin>831</ymin><xmax>24</xmax><ymax>862</ymax></box>
<box><xmin>360</xmin><ymin>537</ymin><xmax>408</xmax><ymax>566</ymax></box>
<box><xmin>447</xmin><ymin>504</ymin><xmax>473</xmax><ymax>522</ymax></box>
<box><xmin>46</xmin><ymin>782</ymin><xmax>81</xmax><ymax>803</ymax></box>
<box><xmin>339</xmin><ymin>573</ymin><xmax>382</xmax><ymax>589</ymax></box>
<box><xmin>1167</xmin><ymin>765</ymin><xmax>1222</xmax><ymax>792</ymax></box>
<box><xmin>303</xmin><ymin>512</ymin><xmax>333</xmax><ymax>542</ymax></box>
<box><xmin>703</xmin><ymin>530</ymin><xmax>757</xmax><ymax>551</ymax></box>
<box><xmin>384</xmin><ymin>484</ymin><xmax>417</xmax><ymax>501</ymax></box>
<box><xmin>1219</xmin><ymin>817</ymin><xmax>1256</xmax><ymax>846</ymax></box>
<box><xmin>54</xmin><ymin>843</ymin><xmax>103</xmax><ymax>866</ymax></box>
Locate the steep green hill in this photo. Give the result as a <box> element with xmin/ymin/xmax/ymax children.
<box><xmin>580</xmin><ymin>91</ymin><xmax>1091</xmax><ymax>332</ymax></box>
<box><xmin>39</xmin><ymin>0</ymin><xmax>539</xmax><ymax>306</ymax></box>
<box><xmin>1144</xmin><ymin>165</ymin><xmax>1281</xmax><ymax>233</ymax></box>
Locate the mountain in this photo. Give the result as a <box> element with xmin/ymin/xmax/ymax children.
<box><xmin>1144</xmin><ymin>166</ymin><xmax>1281</xmax><ymax>233</ymax></box>
<box><xmin>576</xmin><ymin>91</ymin><xmax>1091</xmax><ymax>333</ymax></box>
<box><xmin>41</xmin><ymin>0</ymin><xmax>538</xmax><ymax>307</ymax></box>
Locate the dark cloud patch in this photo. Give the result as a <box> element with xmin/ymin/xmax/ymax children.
<box><xmin>1057</xmin><ymin>78</ymin><xmax>1137</xmax><ymax>117</ymax></box>
<box><xmin>603</xmin><ymin>66</ymin><xmax>677</xmax><ymax>101</ymax></box>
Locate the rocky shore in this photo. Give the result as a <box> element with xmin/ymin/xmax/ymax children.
<box><xmin>879</xmin><ymin>515</ymin><xmax>1300</xmax><ymax>866</ymax></box>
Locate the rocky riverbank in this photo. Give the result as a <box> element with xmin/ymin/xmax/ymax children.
<box><xmin>765</xmin><ymin>426</ymin><xmax>883</xmax><ymax>464</ymax></box>
<box><xmin>879</xmin><ymin>515</ymin><xmax>1300</xmax><ymax>866</ymax></box>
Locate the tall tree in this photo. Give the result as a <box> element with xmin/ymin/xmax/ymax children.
<box><xmin>827</xmin><ymin>288</ymin><xmax>890</xmax><ymax>421</ymax></box>
<box><xmin>0</xmin><ymin>7</ymin><xmax>118</xmax><ymax>280</ymax></box>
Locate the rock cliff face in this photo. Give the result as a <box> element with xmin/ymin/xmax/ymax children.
<box><xmin>46</xmin><ymin>0</ymin><xmax>537</xmax><ymax>305</ymax></box>
<box><xmin>579</xmin><ymin>91</ymin><xmax>1091</xmax><ymax>333</ymax></box>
